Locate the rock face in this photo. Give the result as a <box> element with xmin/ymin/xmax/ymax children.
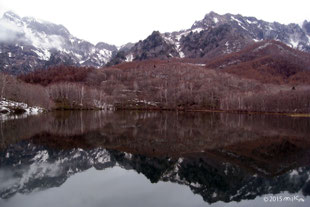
<box><xmin>107</xmin><ymin>31</ymin><xmax>179</xmax><ymax>66</ymax></box>
<box><xmin>0</xmin><ymin>11</ymin><xmax>117</xmax><ymax>74</ymax></box>
<box><xmin>109</xmin><ymin>11</ymin><xmax>310</xmax><ymax>65</ymax></box>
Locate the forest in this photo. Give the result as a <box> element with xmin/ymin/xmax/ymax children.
<box><xmin>0</xmin><ymin>59</ymin><xmax>307</xmax><ymax>114</ymax></box>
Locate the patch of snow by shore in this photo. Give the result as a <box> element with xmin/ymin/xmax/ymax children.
<box><xmin>0</xmin><ymin>98</ymin><xmax>44</xmax><ymax>121</ymax></box>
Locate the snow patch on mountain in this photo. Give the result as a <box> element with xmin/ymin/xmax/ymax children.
<box><xmin>191</xmin><ymin>27</ymin><xmax>204</xmax><ymax>33</ymax></box>
<box><xmin>254</xmin><ymin>42</ymin><xmax>273</xmax><ymax>51</ymax></box>
<box><xmin>246</xmin><ymin>19</ymin><xmax>257</xmax><ymax>24</ymax></box>
<box><xmin>162</xmin><ymin>34</ymin><xmax>185</xmax><ymax>58</ymax></box>
<box><xmin>125</xmin><ymin>53</ymin><xmax>134</xmax><ymax>62</ymax></box>
<box><xmin>289</xmin><ymin>38</ymin><xmax>299</xmax><ymax>48</ymax></box>
<box><xmin>231</xmin><ymin>16</ymin><xmax>248</xmax><ymax>31</ymax></box>
<box><xmin>31</xmin><ymin>48</ymin><xmax>51</xmax><ymax>60</ymax></box>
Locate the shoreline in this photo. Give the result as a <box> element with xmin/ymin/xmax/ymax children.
<box><xmin>110</xmin><ymin>107</ymin><xmax>310</xmax><ymax>117</ymax></box>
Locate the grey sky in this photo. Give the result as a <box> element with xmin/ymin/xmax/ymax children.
<box><xmin>0</xmin><ymin>0</ymin><xmax>309</xmax><ymax>46</ymax></box>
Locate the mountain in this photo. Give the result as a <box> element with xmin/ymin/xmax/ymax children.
<box><xmin>0</xmin><ymin>11</ymin><xmax>117</xmax><ymax>74</ymax></box>
<box><xmin>108</xmin><ymin>11</ymin><xmax>310</xmax><ymax>65</ymax></box>
<box><xmin>205</xmin><ymin>40</ymin><xmax>310</xmax><ymax>84</ymax></box>
<box><xmin>2</xmin><ymin>11</ymin><xmax>310</xmax><ymax>74</ymax></box>
<box><xmin>107</xmin><ymin>31</ymin><xmax>179</xmax><ymax>66</ymax></box>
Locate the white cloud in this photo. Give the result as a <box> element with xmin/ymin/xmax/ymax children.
<box><xmin>0</xmin><ymin>18</ymin><xmax>22</xmax><ymax>42</ymax></box>
<box><xmin>0</xmin><ymin>0</ymin><xmax>309</xmax><ymax>46</ymax></box>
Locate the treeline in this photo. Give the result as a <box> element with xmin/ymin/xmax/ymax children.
<box><xmin>1</xmin><ymin>70</ymin><xmax>111</xmax><ymax>110</ymax></box>
<box><xmin>15</xmin><ymin>60</ymin><xmax>310</xmax><ymax>113</ymax></box>
<box><xmin>0</xmin><ymin>73</ymin><xmax>51</xmax><ymax>108</ymax></box>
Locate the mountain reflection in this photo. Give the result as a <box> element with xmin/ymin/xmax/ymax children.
<box><xmin>0</xmin><ymin>111</ymin><xmax>310</xmax><ymax>204</ymax></box>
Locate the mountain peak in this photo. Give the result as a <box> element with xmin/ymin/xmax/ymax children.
<box><xmin>302</xmin><ymin>20</ymin><xmax>310</xmax><ymax>35</ymax></box>
<box><xmin>3</xmin><ymin>11</ymin><xmax>21</xmax><ymax>21</ymax></box>
<box><xmin>95</xmin><ymin>42</ymin><xmax>118</xmax><ymax>52</ymax></box>
<box><xmin>205</xmin><ymin>11</ymin><xmax>219</xmax><ymax>17</ymax></box>
<box><xmin>0</xmin><ymin>11</ymin><xmax>116</xmax><ymax>74</ymax></box>
<box><xmin>192</xmin><ymin>11</ymin><xmax>238</xmax><ymax>29</ymax></box>
<box><xmin>2</xmin><ymin>11</ymin><xmax>24</xmax><ymax>26</ymax></box>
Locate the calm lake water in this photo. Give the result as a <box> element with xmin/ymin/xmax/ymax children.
<box><xmin>0</xmin><ymin>111</ymin><xmax>310</xmax><ymax>207</ymax></box>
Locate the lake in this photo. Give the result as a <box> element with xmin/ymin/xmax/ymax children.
<box><xmin>0</xmin><ymin>111</ymin><xmax>310</xmax><ymax>207</ymax></box>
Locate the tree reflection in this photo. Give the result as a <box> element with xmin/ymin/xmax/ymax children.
<box><xmin>0</xmin><ymin>111</ymin><xmax>310</xmax><ymax>203</ymax></box>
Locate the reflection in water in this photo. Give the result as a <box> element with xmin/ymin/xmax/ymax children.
<box><xmin>0</xmin><ymin>111</ymin><xmax>310</xmax><ymax>206</ymax></box>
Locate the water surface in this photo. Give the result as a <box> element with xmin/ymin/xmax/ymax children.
<box><xmin>0</xmin><ymin>111</ymin><xmax>309</xmax><ymax>206</ymax></box>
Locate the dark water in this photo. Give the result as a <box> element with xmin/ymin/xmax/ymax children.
<box><xmin>0</xmin><ymin>111</ymin><xmax>310</xmax><ymax>207</ymax></box>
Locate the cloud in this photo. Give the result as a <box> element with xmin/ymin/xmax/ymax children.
<box><xmin>0</xmin><ymin>19</ymin><xmax>23</xmax><ymax>42</ymax></box>
<box><xmin>0</xmin><ymin>13</ymin><xmax>64</xmax><ymax>51</ymax></box>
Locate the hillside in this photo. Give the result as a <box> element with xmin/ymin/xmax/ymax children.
<box><xmin>17</xmin><ymin>59</ymin><xmax>310</xmax><ymax>113</ymax></box>
<box><xmin>205</xmin><ymin>40</ymin><xmax>310</xmax><ymax>84</ymax></box>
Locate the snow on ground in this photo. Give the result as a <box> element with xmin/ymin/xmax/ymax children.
<box><xmin>95</xmin><ymin>49</ymin><xmax>112</xmax><ymax>64</ymax></box>
<box><xmin>125</xmin><ymin>53</ymin><xmax>134</xmax><ymax>62</ymax></box>
<box><xmin>187</xmin><ymin>63</ymin><xmax>206</xmax><ymax>67</ymax></box>
<box><xmin>175</xmin><ymin>30</ymin><xmax>191</xmax><ymax>41</ymax></box>
<box><xmin>74</xmin><ymin>53</ymin><xmax>82</xmax><ymax>60</ymax></box>
<box><xmin>224</xmin><ymin>41</ymin><xmax>232</xmax><ymax>54</ymax></box>
<box><xmin>289</xmin><ymin>38</ymin><xmax>299</xmax><ymax>48</ymax></box>
<box><xmin>133</xmin><ymin>99</ymin><xmax>158</xmax><ymax>107</ymax></box>
<box><xmin>191</xmin><ymin>27</ymin><xmax>203</xmax><ymax>33</ymax></box>
<box><xmin>0</xmin><ymin>98</ymin><xmax>44</xmax><ymax>121</ymax></box>
<box><xmin>175</xmin><ymin>41</ymin><xmax>185</xmax><ymax>58</ymax></box>
<box><xmin>268</xmin><ymin>24</ymin><xmax>274</xmax><ymax>31</ymax></box>
<box><xmin>31</xmin><ymin>49</ymin><xmax>51</xmax><ymax>61</ymax></box>
<box><xmin>253</xmin><ymin>42</ymin><xmax>273</xmax><ymax>52</ymax></box>
<box><xmin>231</xmin><ymin>16</ymin><xmax>248</xmax><ymax>31</ymax></box>
<box><xmin>246</xmin><ymin>19</ymin><xmax>257</xmax><ymax>24</ymax></box>
<box><xmin>163</xmin><ymin>34</ymin><xmax>185</xmax><ymax>58</ymax></box>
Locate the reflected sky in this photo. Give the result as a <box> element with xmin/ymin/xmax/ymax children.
<box><xmin>0</xmin><ymin>167</ymin><xmax>206</xmax><ymax>207</ymax></box>
<box><xmin>1</xmin><ymin>166</ymin><xmax>308</xmax><ymax>207</ymax></box>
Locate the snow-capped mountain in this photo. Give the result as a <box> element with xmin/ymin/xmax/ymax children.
<box><xmin>2</xmin><ymin>11</ymin><xmax>310</xmax><ymax>73</ymax></box>
<box><xmin>0</xmin><ymin>11</ymin><xmax>117</xmax><ymax>74</ymax></box>
<box><xmin>109</xmin><ymin>11</ymin><xmax>310</xmax><ymax>65</ymax></box>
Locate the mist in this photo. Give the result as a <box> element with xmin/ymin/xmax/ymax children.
<box><xmin>0</xmin><ymin>19</ymin><xmax>22</xmax><ymax>43</ymax></box>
